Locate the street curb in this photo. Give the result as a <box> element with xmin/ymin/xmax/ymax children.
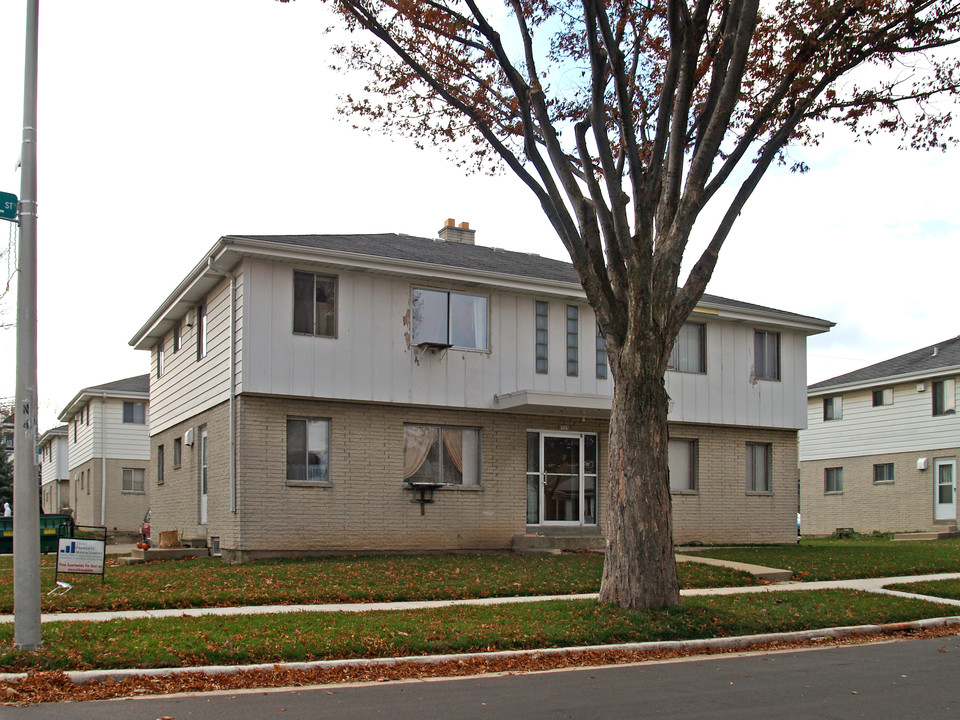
<box><xmin>3</xmin><ymin>615</ymin><xmax>959</xmax><ymax>686</ymax></box>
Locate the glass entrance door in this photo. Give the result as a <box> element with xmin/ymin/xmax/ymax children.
<box><xmin>526</xmin><ymin>431</ymin><xmax>598</xmax><ymax>526</ymax></box>
<box><xmin>542</xmin><ymin>435</ymin><xmax>581</xmax><ymax>523</ymax></box>
<box><xmin>934</xmin><ymin>458</ymin><xmax>956</xmax><ymax>521</ymax></box>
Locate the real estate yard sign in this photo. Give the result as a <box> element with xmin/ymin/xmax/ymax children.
<box><xmin>56</xmin><ymin>526</ymin><xmax>107</xmax><ymax>584</ymax></box>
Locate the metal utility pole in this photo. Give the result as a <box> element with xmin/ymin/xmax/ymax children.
<box><xmin>13</xmin><ymin>0</ymin><xmax>42</xmax><ymax>651</ymax></box>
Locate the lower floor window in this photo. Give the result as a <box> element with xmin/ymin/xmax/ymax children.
<box><xmin>746</xmin><ymin>442</ymin><xmax>771</xmax><ymax>492</ymax></box>
<box><xmin>122</xmin><ymin>468</ymin><xmax>145</xmax><ymax>493</ymax></box>
<box><xmin>668</xmin><ymin>439</ymin><xmax>698</xmax><ymax>492</ymax></box>
<box><xmin>403</xmin><ymin>425</ymin><xmax>480</xmax><ymax>485</ymax></box>
<box><xmin>825</xmin><ymin>466</ymin><xmax>844</xmax><ymax>493</ymax></box>
<box><xmin>873</xmin><ymin>463</ymin><xmax>894</xmax><ymax>483</ymax></box>
<box><xmin>286</xmin><ymin>417</ymin><xmax>331</xmax><ymax>482</ymax></box>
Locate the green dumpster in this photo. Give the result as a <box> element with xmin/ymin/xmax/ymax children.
<box><xmin>0</xmin><ymin>514</ymin><xmax>74</xmax><ymax>554</ymax></box>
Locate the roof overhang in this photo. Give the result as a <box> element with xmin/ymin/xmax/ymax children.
<box><xmin>38</xmin><ymin>426</ymin><xmax>67</xmax><ymax>446</ymax></box>
<box><xmin>690</xmin><ymin>300</ymin><xmax>834</xmax><ymax>336</ymax></box>
<box><xmin>493</xmin><ymin>390</ymin><xmax>611</xmax><ymax>418</ymax></box>
<box><xmin>130</xmin><ymin>235</ymin><xmax>834</xmax><ymax>351</ymax></box>
<box><xmin>808</xmin><ymin>364</ymin><xmax>960</xmax><ymax>398</ymax></box>
<box><xmin>58</xmin><ymin>388</ymin><xmax>150</xmax><ymax>423</ymax></box>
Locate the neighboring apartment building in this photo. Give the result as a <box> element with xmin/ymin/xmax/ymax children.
<box><xmin>57</xmin><ymin>375</ymin><xmax>151</xmax><ymax>535</ymax></box>
<box><xmin>1</xmin><ymin>413</ymin><xmax>13</xmax><ymax>455</ymax></box>
<box><xmin>131</xmin><ymin>223</ymin><xmax>831</xmax><ymax>561</ymax></box>
<box><xmin>799</xmin><ymin>336</ymin><xmax>960</xmax><ymax>535</ymax></box>
<box><xmin>39</xmin><ymin>425</ymin><xmax>69</xmax><ymax>514</ymax></box>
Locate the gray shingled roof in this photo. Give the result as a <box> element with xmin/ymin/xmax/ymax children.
<box><xmin>228</xmin><ymin>233</ymin><xmax>828</xmax><ymax>324</ymax></box>
<box><xmin>810</xmin><ymin>335</ymin><xmax>960</xmax><ymax>391</ymax></box>
<box><xmin>86</xmin><ymin>374</ymin><xmax>150</xmax><ymax>395</ymax></box>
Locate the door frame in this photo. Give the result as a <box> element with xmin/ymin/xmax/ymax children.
<box><xmin>933</xmin><ymin>457</ymin><xmax>957</xmax><ymax>522</ymax></box>
<box><xmin>527</xmin><ymin>430</ymin><xmax>598</xmax><ymax>527</ymax></box>
<box><xmin>199</xmin><ymin>427</ymin><xmax>208</xmax><ymax>525</ymax></box>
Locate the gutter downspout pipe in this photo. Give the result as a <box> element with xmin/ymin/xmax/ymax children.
<box><xmin>206</xmin><ymin>257</ymin><xmax>238</xmax><ymax>516</ymax></box>
<box><xmin>100</xmin><ymin>393</ymin><xmax>107</xmax><ymax>528</ymax></box>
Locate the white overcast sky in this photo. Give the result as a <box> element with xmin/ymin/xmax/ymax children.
<box><xmin>1</xmin><ymin>1</ymin><xmax>958</xmax><ymax>432</ymax></box>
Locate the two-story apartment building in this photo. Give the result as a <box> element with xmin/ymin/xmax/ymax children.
<box><xmin>799</xmin><ymin>337</ymin><xmax>960</xmax><ymax>536</ymax></box>
<box><xmin>57</xmin><ymin>375</ymin><xmax>151</xmax><ymax>535</ymax></box>
<box><xmin>131</xmin><ymin>223</ymin><xmax>831</xmax><ymax>561</ymax></box>
<box><xmin>39</xmin><ymin>425</ymin><xmax>69</xmax><ymax>514</ymax></box>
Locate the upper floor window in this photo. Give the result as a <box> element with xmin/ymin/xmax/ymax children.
<box><xmin>596</xmin><ymin>325</ymin><xmax>608</xmax><ymax>379</ymax></box>
<box><xmin>535</xmin><ymin>301</ymin><xmax>548</xmax><ymax>374</ymax></box>
<box><xmin>933</xmin><ymin>378</ymin><xmax>956</xmax><ymax>416</ymax></box>
<box><xmin>566</xmin><ymin>305</ymin><xmax>579</xmax><ymax>377</ymax></box>
<box><xmin>872</xmin><ymin>388</ymin><xmax>893</xmax><ymax>406</ymax></box>
<box><xmin>668</xmin><ymin>438</ymin><xmax>698</xmax><ymax>492</ymax></box>
<box><xmin>823</xmin><ymin>395</ymin><xmax>843</xmax><ymax>421</ymax></box>
<box><xmin>196</xmin><ymin>302</ymin><xmax>208</xmax><ymax>360</ymax></box>
<box><xmin>173</xmin><ymin>437</ymin><xmax>182</xmax><ymax>468</ymax></box>
<box><xmin>73</xmin><ymin>420</ymin><xmax>77</xmax><ymax>444</ymax></box>
<box><xmin>293</xmin><ymin>271</ymin><xmax>337</xmax><ymax>338</ymax></box>
<box><xmin>123</xmin><ymin>401</ymin><xmax>146</xmax><ymax>424</ymax></box>
<box><xmin>668</xmin><ymin>322</ymin><xmax>706</xmax><ymax>373</ymax></box>
<box><xmin>173</xmin><ymin>323</ymin><xmax>182</xmax><ymax>352</ymax></box>
<box><xmin>412</xmin><ymin>288</ymin><xmax>488</xmax><ymax>350</ymax></box>
<box><xmin>746</xmin><ymin>442</ymin><xmax>771</xmax><ymax>492</ymax></box>
<box><xmin>754</xmin><ymin>330</ymin><xmax>780</xmax><ymax>381</ymax></box>
<box><xmin>157</xmin><ymin>341</ymin><xmax>165</xmax><ymax>378</ymax></box>
<box><xmin>403</xmin><ymin>425</ymin><xmax>480</xmax><ymax>485</ymax></box>
<box><xmin>85</xmin><ymin>403</ymin><xmax>90</xmax><ymax>426</ymax></box>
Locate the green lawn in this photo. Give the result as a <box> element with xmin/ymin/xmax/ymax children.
<box><xmin>0</xmin><ymin>590</ymin><xmax>951</xmax><ymax>673</ymax></box>
<box><xmin>684</xmin><ymin>537</ymin><xmax>960</xmax><ymax>581</ymax></box>
<box><xmin>886</xmin><ymin>578</ymin><xmax>960</xmax><ymax>600</ymax></box>
<box><xmin>0</xmin><ymin>553</ymin><xmax>755</xmax><ymax>614</ymax></box>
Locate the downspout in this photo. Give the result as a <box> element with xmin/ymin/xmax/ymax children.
<box><xmin>206</xmin><ymin>257</ymin><xmax>238</xmax><ymax>518</ymax></box>
<box><xmin>100</xmin><ymin>393</ymin><xmax>107</xmax><ymax>527</ymax></box>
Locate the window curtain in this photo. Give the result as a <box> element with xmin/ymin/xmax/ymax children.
<box><xmin>442</xmin><ymin>429</ymin><xmax>463</xmax><ymax>473</ymax></box>
<box><xmin>403</xmin><ymin>426</ymin><xmax>437</xmax><ymax>480</ymax></box>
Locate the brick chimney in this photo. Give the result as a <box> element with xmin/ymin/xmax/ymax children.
<box><xmin>437</xmin><ymin>218</ymin><xmax>476</xmax><ymax>245</ymax></box>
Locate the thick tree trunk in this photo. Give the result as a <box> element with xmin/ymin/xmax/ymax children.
<box><xmin>598</xmin><ymin>360</ymin><xmax>680</xmax><ymax>609</ymax></box>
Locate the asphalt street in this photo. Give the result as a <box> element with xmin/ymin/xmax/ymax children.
<box><xmin>6</xmin><ymin>634</ymin><xmax>960</xmax><ymax>719</ymax></box>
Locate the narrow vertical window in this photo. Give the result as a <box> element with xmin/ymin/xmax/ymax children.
<box><xmin>173</xmin><ymin>437</ymin><xmax>182</xmax><ymax>467</ymax></box>
<box><xmin>535</xmin><ymin>301</ymin><xmax>548</xmax><ymax>374</ymax></box>
<box><xmin>157</xmin><ymin>341</ymin><xmax>165</xmax><ymax>378</ymax></box>
<box><xmin>566</xmin><ymin>305</ymin><xmax>579</xmax><ymax>377</ymax></box>
<box><xmin>196</xmin><ymin>303</ymin><xmax>207</xmax><ymax>360</ymax></box>
<box><xmin>157</xmin><ymin>445</ymin><xmax>165</xmax><ymax>485</ymax></box>
<box><xmin>596</xmin><ymin>324</ymin><xmax>608</xmax><ymax>379</ymax></box>
<box><xmin>173</xmin><ymin>323</ymin><xmax>181</xmax><ymax>352</ymax></box>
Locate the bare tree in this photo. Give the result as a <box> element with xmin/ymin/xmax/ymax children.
<box><xmin>278</xmin><ymin>0</ymin><xmax>960</xmax><ymax>608</ymax></box>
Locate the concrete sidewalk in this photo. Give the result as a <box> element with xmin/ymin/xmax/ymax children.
<box><xmin>2</xmin><ymin>571</ymin><xmax>959</xmax><ymax>625</ymax></box>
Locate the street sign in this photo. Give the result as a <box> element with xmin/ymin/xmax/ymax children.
<box><xmin>0</xmin><ymin>191</ymin><xmax>17</xmax><ymax>222</ymax></box>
